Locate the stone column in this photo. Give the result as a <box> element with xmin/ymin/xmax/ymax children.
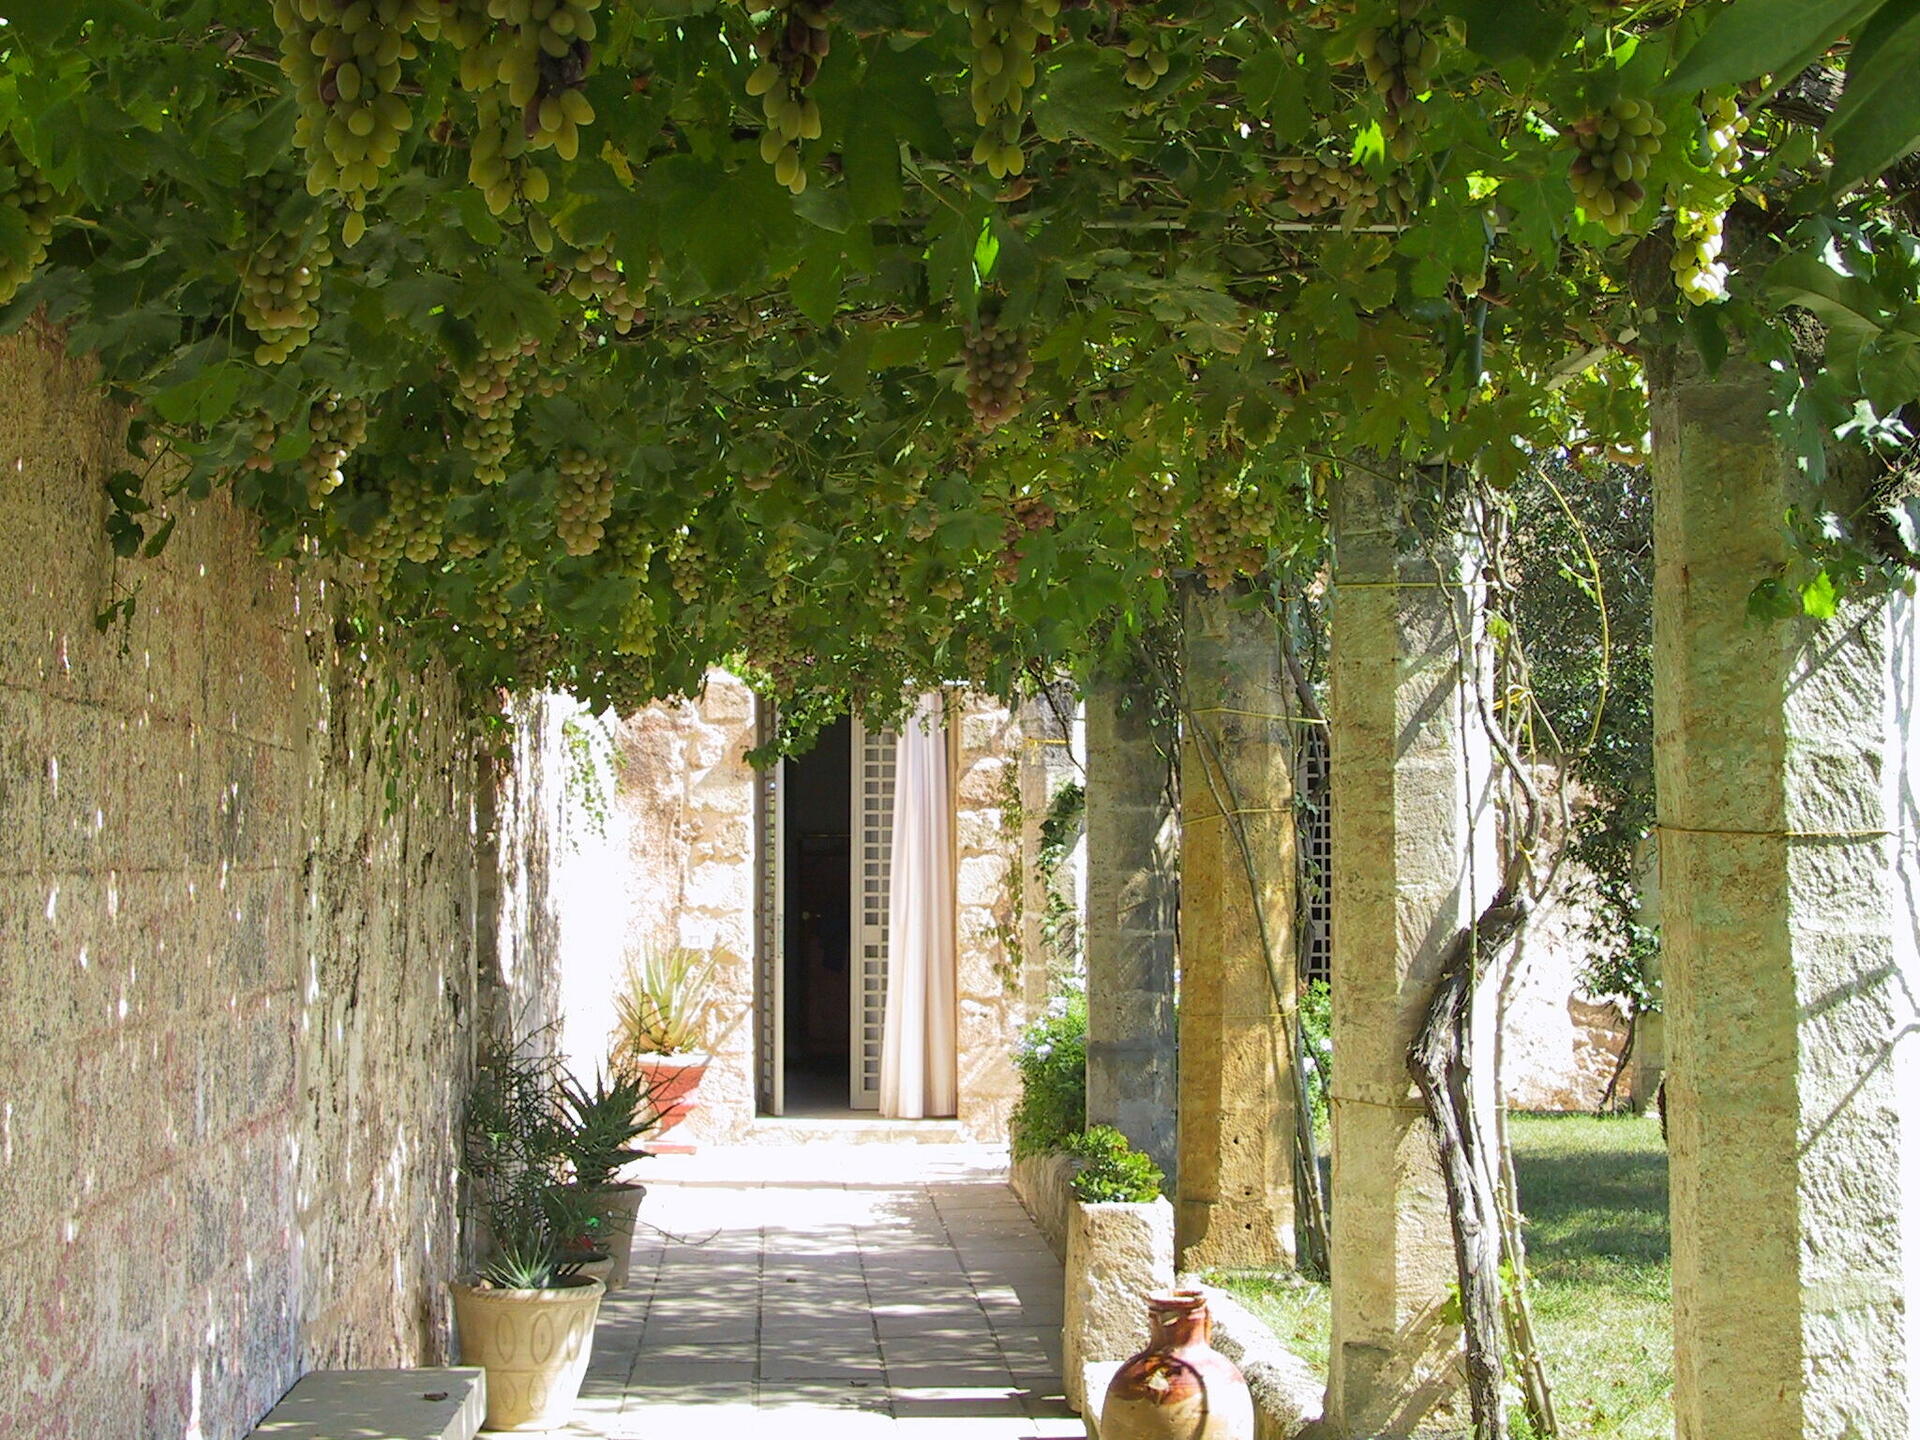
<box><xmin>1084</xmin><ymin>668</ymin><xmax>1179</xmax><ymax>1183</ymax></box>
<box><xmin>1175</xmin><ymin>583</ymin><xmax>1297</xmax><ymax>1269</ymax></box>
<box><xmin>1650</xmin><ymin>345</ymin><xmax>1915</xmax><ymax>1439</ymax></box>
<box><xmin>1324</xmin><ymin>464</ymin><xmax>1493</xmax><ymax>1438</ymax></box>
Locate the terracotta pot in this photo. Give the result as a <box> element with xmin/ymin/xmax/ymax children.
<box><xmin>1100</xmin><ymin>1290</ymin><xmax>1254</xmax><ymax>1440</ymax></box>
<box><xmin>451</xmin><ymin>1276</ymin><xmax>604</xmax><ymax>1432</ymax></box>
<box><xmin>633</xmin><ymin>1055</ymin><xmax>709</xmax><ymax>1143</ymax></box>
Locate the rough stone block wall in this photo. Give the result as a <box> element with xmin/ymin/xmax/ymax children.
<box><xmin>952</xmin><ymin>693</ymin><xmax>1023</xmax><ymax>1141</ymax></box>
<box><xmin>0</xmin><ymin>327</ymin><xmax>544</xmax><ymax>1438</ymax></box>
<box><xmin>564</xmin><ymin>679</ymin><xmax>760</xmax><ymax>1141</ymax></box>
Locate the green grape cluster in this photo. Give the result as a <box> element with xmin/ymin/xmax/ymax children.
<box><xmin>447</xmin><ymin>527</ymin><xmax>492</xmax><ymax>559</ymax></box>
<box><xmin>428</xmin><ymin>0</ymin><xmax>491</xmax><ymax>50</ymax></box>
<box><xmin>1274</xmin><ymin>155</ymin><xmax>1370</xmax><ymax>217</ymax></box>
<box><xmin>963</xmin><ymin>323</ymin><xmax>1034</xmax><ymax>431</ymax></box>
<box><xmin>0</xmin><ymin>138</ymin><xmax>59</xmax><ymax>307</ymax></box>
<box><xmin>1704</xmin><ymin>91</ymin><xmax>1748</xmax><ymax>178</ymax></box>
<box><xmin>554</xmin><ymin>449</ymin><xmax>614</xmax><ymax>555</ymax></box>
<box><xmin>300</xmin><ymin>393</ymin><xmax>368</xmax><ymax>504</ymax></box>
<box><xmin>468</xmin><ymin>96</ymin><xmax>552</xmax><ymax>217</ymax></box>
<box><xmin>239</xmin><ymin>225</ymin><xmax>333</xmax><ymax>364</ymax></box>
<box><xmin>604</xmin><ymin>509</ymin><xmax>652</xmax><ymax>573</ymax></box>
<box><xmin>273</xmin><ymin>0</ymin><xmax>431</xmax><ymax>241</ymax></box>
<box><xmin>1273</xmin><ymin>155</ymin><xmax>1414</xmax><ymax>220</ymax></box>
<box><xmin>746</xmin><ymin>1</ymin><xmax>831</xmax><ymax>195</ymax></box>
<box><xmin>616</xmin><ymin>586</ymin><xmax>656</xmax><ymax>656</ymax></box>
<box><xmin>1353</xmin><ymin>16</ymin><xmax>1438</xmax><ymax>159</ymax></box>
<box><xmin>471</xmin><ymin>539</ymin><xmax>528</xmax><ymax>641</ymax></box>
<box><xmin>388</xmin><ymin>469</ymin><xmax>447</xmax><ymax>562</ymax></box>
<box><xmin>1192</xmin><ymin>478</ymin><xmax>1274</xmax><ymax>589</ymax></box>
<box><xmin>463</xmin><ymin>410</ymin><xmax>519</xmax><ymax>485</ymax></box>
<box><xmin>456</xmin><ymin>337</ymin><xmax>535</xmax><ymax>484</ymax></box>
<box><xmin>669</xmin><ymin>526</ymin><xmax>709</xmax><ymax>604</ymax></box>
<box><xmin>1129</xmin><ymin>472</ymin><xmax>1180</xmax><ymax>562</ymax></box>
<box><xmin>760</xmin><ymin>525</ymin><xmax>799</xmax><ymax>603</ymax></box>
<box><xmin>930</xmin><ymin>568</ymin><xmax>967</xmax><ymax>602</ymax></box>
<box><xmin>489</xmin><ymin>0</ymin><xmax>600</xmax><ymax>162</ymax></box>
<box><xmin>1671</xmin><ymin>206</ymin><xmax>1727</xmax><ymax>305</ymax></box>
<box><xmin>1568</xmin><ymin>97</ymin><xmax>1664</xmax><ymax>235</ymax></box>
<box><xmin>869</xmin><ymin>558</ymin><xmax>907</xmax><ymax>640</ymax></box>
<box><xmin>241</xmin><ymin>413</ymin><xmax>282</xmax><ymax>474</ymax></box>
<box><xmin>995</xmin><ymin>495</ymin><xmax>1056</xmax><ymax>581</ymax></box>
<box><xmin>951</xmin><ymin>0</ymin><xmax>1060</xmax><ymax>179</ymax></box>
<box><xmin>565</xmin><ymin>243</ymin><xmax>643</xmax><ymax>333</ymax></box>
<box><xmin>1121</xmin><ymin>32</ymin><xmax>1169</xmax><ymax>90</ymax></box>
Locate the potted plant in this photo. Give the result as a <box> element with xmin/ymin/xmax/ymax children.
<box><xmin>452</xmin><ymin>1043</ymin><xmax>606</xmax><ymax>1433</ymax></box>
<box><xmin>610</xmin><ymin>944</ymin><xmax>718</xmax><ymax>1145</ymax></box>
<box><xmin>552</xmin><ymin>1066</ymin><xmax>663</xmax><ymax>1291</ymax></box>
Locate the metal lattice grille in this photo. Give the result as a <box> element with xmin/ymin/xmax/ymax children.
<box><xmin>1299</xmin><ymin>726</ymin><xmax>1332</xmax><ymax>989</ymax></box>
<box><xmin>852</xmin><ymin>722</ymin><xmax>897</xmax><ymax>1108</ymax></box>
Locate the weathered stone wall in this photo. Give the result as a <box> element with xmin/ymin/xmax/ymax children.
<box><xmin>560</xmin><ymin>680</ymin><xmax>760</xmax><ymax>1142</ymax></box>
<box><xmin>0</xmin><ymin>327</ymin><xmax>550</xmax><ymax>1438</ymax></box>
<box><xmin>1498</xmin><ymin>862</ymin><xmax>1632</xmax><ymax>1113</ymax></box>
<box><xmin>952</xmin><ymin>693</ymin><xmax>1023</xmax><ymax>1141</ymax></box>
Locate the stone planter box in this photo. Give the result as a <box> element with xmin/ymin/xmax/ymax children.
<box><xmin>1010</xmin><ymin>1149</ymin><xmax>1079</xmax><ymax>1261</ymax></box>
<box><xmin>1064</xmin><ymin>1195</ymin><xmax>1175</xmax><ymax>1416</ymax></box>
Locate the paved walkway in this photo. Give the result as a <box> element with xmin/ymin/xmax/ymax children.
<box><xmin>562</xmin><ymin>1144</ymin><xmax>1079</xmax><ymax>1440</ymax></box>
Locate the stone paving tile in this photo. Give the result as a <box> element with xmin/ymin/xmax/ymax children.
<box><xmin>561</xmin><ymin>1141</ymin><xmax>1082</xmax><ymax>1440</ymax></box>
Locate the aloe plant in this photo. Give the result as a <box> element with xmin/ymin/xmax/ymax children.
<box><xmin>558</xmin><ymin>1068</ymin><xmax>663</xmax><ymax>1190</ymax></box>
<box><xmin>611</xmin><ymin>945</ymin><xmax>717</xmax><ymax>1060</ymax></box>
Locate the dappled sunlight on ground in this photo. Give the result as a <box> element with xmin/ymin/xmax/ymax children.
<box><xmin>554</xmin><ymin>1143</ymin><xmax>1080</xmax><ymax>1439</ymax></box>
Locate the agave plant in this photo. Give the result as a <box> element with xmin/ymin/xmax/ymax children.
<box><xmin>558</xmin><ymin>1068</ymin><xmax>663</xmax><ymax>1190</ymax></box>
<box><xmin>611</xmin><ymin>945</ymin><xmax>718</xmax><ymax>1061</ymax></box>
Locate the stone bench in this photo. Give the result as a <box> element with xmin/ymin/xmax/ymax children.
<box><xmin>245</xmin><ymin>1368</ymin><xmax>486</xmax><ymax>1440</ymax></box>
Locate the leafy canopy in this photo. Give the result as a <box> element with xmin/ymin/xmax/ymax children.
<box><xmin>1</xmin><ymin>0</ymin><xmax>1916</xmax><ymax>726</ymax></box>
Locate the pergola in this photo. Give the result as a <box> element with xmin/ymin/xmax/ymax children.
<box><xmin>2</xmin><ymin>1</ymin><xmax>1916</xmax><ymax>1435</ymax></box>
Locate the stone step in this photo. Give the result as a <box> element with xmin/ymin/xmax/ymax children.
<box><xmin>747</xmin><ymin>1115</ymin><xmax>968</xmax><ymax>1145</ymax></box>
<box><xmin>244</xmin><ymin>1368</ymin><xmax>485</xmax><ymax>1440</ymax></box>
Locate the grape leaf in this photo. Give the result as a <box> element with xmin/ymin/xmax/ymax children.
<box><xmin>1661</xmin><ymin>0</ymin><xmax>1880</xmax><ymax>95</ymax></box>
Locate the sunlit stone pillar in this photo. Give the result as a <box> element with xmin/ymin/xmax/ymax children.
<box><xmin>1084</xmin><ymin>667</ymin><xmax>1178</xmax><ymax>1184</ymax></box>
<box><xmin>1324</xmin><ymin>462</ymin><xmax>1493</xmax><ymax>1438</ymax></box>
<box><xmin>1175</xmin><ymin>583</ymin><xmax>1297</xmax><ymax>1269</ymax></box>
<box><xmin>1650</xmin><ymin>344</ymin><xmax>1915</xmax><ymax>1440</ymax></box>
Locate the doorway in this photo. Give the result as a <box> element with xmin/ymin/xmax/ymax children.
<box><xmin>780</xmin><ymin>716</ymin><xmax>853</xmax><ymax>1114</ymax></box>
<box><xmin>756</xmin><ymin>710</ymin><xmax>899</xmax><ymax>1117</ymax></box>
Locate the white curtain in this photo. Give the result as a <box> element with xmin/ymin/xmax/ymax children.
<box><xmin>880</xmin><ymin>692</ymin><xmax>957</xmax><ymax>1118</ymax></box>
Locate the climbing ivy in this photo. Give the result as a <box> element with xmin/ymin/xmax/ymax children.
<box><xmin>1</xmin><ymin>3</ymin><xmax>1917</xmax><ymax>719</ymax></box>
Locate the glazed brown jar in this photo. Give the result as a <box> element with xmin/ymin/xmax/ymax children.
<box><xmin>1100</xmin><ymin>1289</ymin><xmax>1255</xmax><ymax>1440</ymax></box>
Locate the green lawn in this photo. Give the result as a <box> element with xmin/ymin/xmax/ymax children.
<box><xmin>1212</xmin><ymin>1112</ymin><xmax>1672</xmax><ymax>1440</ymax></box>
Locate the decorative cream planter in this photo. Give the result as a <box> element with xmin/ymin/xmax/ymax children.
<box><xmin>451</xmin><ymin>1277</ymin><xmax>604</xmax><ymax>1432</ymax></box>
<box><xmin>590</xmin><ymin>1182</ymin><xmax>647</xmax><ymax>1291</ymax></box>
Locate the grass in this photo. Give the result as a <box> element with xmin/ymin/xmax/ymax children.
<box><xmin>1212</xmin><ymin>1112</ymin><xmax>1671</xmax><ymax>1440</ymax></box>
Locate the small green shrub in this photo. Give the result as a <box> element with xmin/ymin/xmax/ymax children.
<box><xmin>1010</xmin><ymin>993</ymin><xmax>1087</xmax><ymax>1158</ymax></box>
<box><xmin>1067</xmin><ymin>1124</ymin><xmax>1165</xmax><ymax>1203</ymax></box>
<box><xmin>1300</xmin><ymin>979</ymin><xmax>1332</xmax><ymax>1134</ymax></box>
